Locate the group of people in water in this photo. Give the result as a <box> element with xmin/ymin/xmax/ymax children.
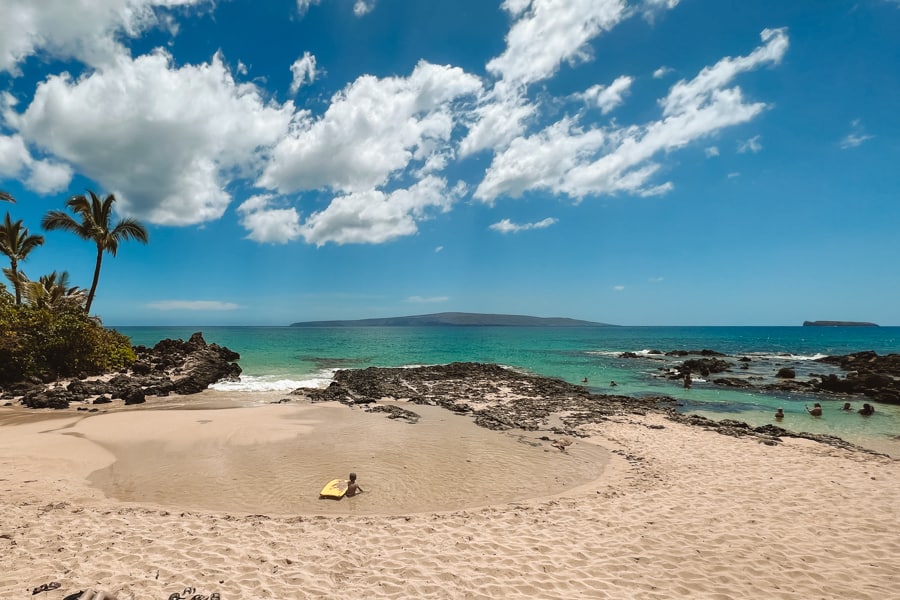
<box><xmin>774</xmin><ymin>402</ymin><xmax>875</xmax><ymax>420</ymax></box>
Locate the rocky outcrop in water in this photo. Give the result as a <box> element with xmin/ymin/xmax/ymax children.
<box><xmin>616</xmin><ymin>347</ymin><xmax>900</xmax><ymax>405</ymax></box>
<box><xmin>295</xmin><ymin>362</ymin><xmax>880</xmax><ymax>454</ymax></box>
<box><xmin>813</xmin><ymin>352</ymin><xmax>900</xmax><ymax>404</ymax></box>
<box><xmin>298</xmin><ymin>362</ymin><xmax>673</xmax><ymax>433</ymax></box>
<box><xmin>7</xmin><ymin>332</ymin><xmax>241</xmax><ymax>409</ymax></box>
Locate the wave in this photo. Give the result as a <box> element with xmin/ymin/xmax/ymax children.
<box><xmin>739</xmin><ymin>352</ymin><xmax>830</xmax><ymax>361</ymax></box>
<box><xmin>210</xmin><ymin>372</ymin><xmax>333</xmax><ymax>392</ymax></box>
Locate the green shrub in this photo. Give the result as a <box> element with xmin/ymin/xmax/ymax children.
<box><xmin>0</xmin><ymin>299</ymin><xmax>135</xmax><ymax>384</ymax></box>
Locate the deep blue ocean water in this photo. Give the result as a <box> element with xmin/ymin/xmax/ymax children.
<box><xmin>114</xmin><ymin>325</ymin><xmax>900</xmax><ymax>456</ymax></box>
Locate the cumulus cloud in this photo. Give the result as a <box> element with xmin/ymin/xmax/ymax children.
<box><xmin>9</xmin><ymin>50</ymin><xmax>293</xmax><ymax>225</ymax></box>
<box><xmin>462</xmin><ymin>0</ymin><xmax>677</xmax><ymax>158</ymax></box>
<box><xmin>300</xmin><ymin>176</ymin><xmax>461</xmax><ymax>246</ymax></box>
<box><xmin>146</xmin><ymin>300</ymin><xmax>241</xmax><ymax>310</ymax></box>
<box><xmin>653</xmin><ymin>66</ymin><xmax>673</xmax><ymax>79</ymax></box>
<box><xmin>354</xmin><ymin>0</ymin><xmax>376</xmax><ymax>16</ymax></box>
<box><xmin>488</xmin><ymin>0</ymin><xmax>629</xmax><ymax>87</ymax></box>
<box><xmin>0</xmin><ymin>134</ymin><xmax>31</xmax><ymax>180</ymax></box>
<box><xmin>290</xmin><ymin>52</ymin><xmax>317</xmax><ymax>94</ymax></box>
<box><xmin>237</xmin><ymin>194</ymin><xmax>303</xmax><ymax>244</ymax></box>
<box><xmin>26</xmin><ymin>160</ymin><xmax>74</xmax><ymax>194</ymax></box>
<box><xmin>661</xmin><ymin>28</ymin><xmax>787</xmax><ymax>117</ymax></box>
<box><xmin>641</xmin><ymin>0</ymin><xmax>680</xmax><ymax>21</ymax></box>
<box><xmin>489</xmin><ymin>217</ymin><xmax>557</xmax><ymax>234</ymax></box>
<box><xmin>705</xmin><ymin>146</ymin><xmax>720</xmax><ymax>157</ymax></box>
<box><xmin>474</xmin><ymin>28</ymin><xmax>789</xmax><ymax>203</ymax></box>
<box><xmin>458</xmin><ymin>92</ymin><xmax>535</xmax><ymax>157</ymax></box>
<box><xmin>260</xmin><ymin>61</ymin><xmax>482</xmax><ymax>194</ymax></box>
<box><xmin>613</xmin><ymin>285</ymin><xmax>625</xmax><ymax>291</ymax></box>
<box><xmin>840</xmin><ymin>119</ymin><xmax>874</xmax><ymax>149</ymax></box>
<box><xmin>0</xmin><ymin>133</ymin><xmax>72</xmax><ymax>193</ymax></box>
<box><xmin>580</xmin><ymin>75</ymin><xmax>633</xmax><ymax>114</ymax></box>
<box><xmin>0</xmin><ymin>0</ymin><xmax>212</xmax><ymax>73</ymax></box>
<box><xmin>737</xmin><ymin>135</ymin><xmax>762</xmax><ymax>153</ymax></box>
<box><xmin>296</xmin><ymin>0</ymin><xmax>321</xmax><ymax>16</ymax></box>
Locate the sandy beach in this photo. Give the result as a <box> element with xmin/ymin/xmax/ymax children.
<box><xmin>1</xmin><ymin>391</ymin><xmax>898</xmax><ymax>599</ymax></box>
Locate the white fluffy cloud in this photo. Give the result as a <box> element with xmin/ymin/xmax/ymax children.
<box><xmin>475</xmin><ymin>28</ymin><xmax>789</xmax><ymax>203</ymax></box>
<box><xmin>458</xmin><ymin>92</ymin><xmax>536</xmax><ymax>157</ymax></box>
<box><xmin>488</xmin><ymin>0</ymin><xmax>628</xmax><ymax>86</ymax></box>
<box><xmin>461</xmin><ymin>0</ymin><xmax>675</xmax><ymax>158</ymax></box>
<box><xmin>301</xmin><ymin>176</ymin><xmax>460</xmax><ymax>246</ymax></box>
<box><xmin>0</xmin><ymin>134</ymin><xmax>30</xmax><ymax>180</ymax></box>
<box><xmin>26</xmin><ymin>159</ymin><xmax>74</xmax><ymax>194</ymax></box>
<box><xmin>662</xmin><ymin>28</ymin><xmax>788</xmax><ymax>117</ymax></box>
<box><xmin>641</xmin><ymin>0</ymin><xmax>680</xmax><ymax>20</ymax></box>
<box><xmin>260</xmin><ymin>61</ymin><xmax>482</xmax><ymax>194</ymax></box>
<box><xmin>9</xmin><ymin>50</ymin><xmax>293</xmax><ymax>225</ymax></box>
<box><xmin>353</xmin><ymin>1</ymin><xmax>376</xmax><ymax>16</ymax></box>
<box><xmin>581</xmin><ymin>75</ymin><xmax>633</xmax><ymax>114</ymax></box>
<box><xmin>0</xmin><ymin>133</ymin><xmax>72</xmax><ymax>194</ymax></box>
<box><xmin>296</xmin><ymin>0</ymin><xmax>321</xmax><ymax>16</ymax></box>
<box><xmin>290</xmin><ymin>52</ymin><xmax>318</xmax><ymax>94</ymax></box>
<box><xmin>489</xmin><ymin>217</ymin><xmax>557</xmax><ymax>234</ymax></box>
<box><xmin>0</xmin><ymin>0</ymin><xmax>210</xmax><ymax>73</ymax></box>
<box><xmin>237</xmin><ymin>195</ymin><xmax>304</xmax><ymax>244</ymax></box>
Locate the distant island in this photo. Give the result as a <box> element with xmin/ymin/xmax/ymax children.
<box><xmin>290</xmin><ymin>312</ymin><xmax>613</xmax><ymax>327</ymax></box>
<box><xmin>802</xmin><ymin>320</ymin><xmax>879</xmax><ymax>327</ymax></box>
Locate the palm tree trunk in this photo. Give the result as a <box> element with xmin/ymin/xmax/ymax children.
<box><xmin>86</xmin><ymin>246</ymin><xmax>103</xmax><ymax>313</ymax></box>
<box><xmin>11</xmin><ymin>258</ymin><xmax>20</xmax><ymax>306</ymax></box>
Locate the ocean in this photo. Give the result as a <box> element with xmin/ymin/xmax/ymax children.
<box><xmin>114</xmin><ymin>325</ymin><xmax>900</xmax><ymax>456</ymax></box>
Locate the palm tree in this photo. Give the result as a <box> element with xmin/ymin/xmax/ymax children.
<box><xmin>0</xmin><ymin>191</ymin><xmax>14</xmax><ymax>203</ymax></box>
<box><xmin>0</xmin><ymin>212</ymin><xmax>45</xmax><ymax>305</ymax></box>
<box><xmin>42</xmin><ymin>191</ymin><xmax>148</xmax><ymax>313</ymax></box>
<box><xmin>23</xmin><ymin>271</ymin><xmax>87</xmax><ymax>310</ymax></box>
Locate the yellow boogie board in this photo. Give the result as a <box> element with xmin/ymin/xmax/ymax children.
<box><xmin>319</xmin><ymin>478</ymin><xmax>348</xmax><ymax>499</ymax></box>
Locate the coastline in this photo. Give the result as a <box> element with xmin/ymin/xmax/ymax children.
<box><xmin>2</xmin><ymin>388</ymin><xmax>899</xmax><ymax>599</ymax></box>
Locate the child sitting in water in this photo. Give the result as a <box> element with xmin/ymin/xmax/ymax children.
<box><xmin>346</xmin><ymin>472</ymin><xmax>364</xmax><ymax>497</ymax></box>
<box><xmin>806</xmin><ymin>403</ymin><xmax>822</xmax><ymax>416</ymax></box>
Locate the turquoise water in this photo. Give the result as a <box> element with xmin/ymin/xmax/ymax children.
<box><xmin>114</xmin><ymin>326</ymin><xmax>900</xmax><ymax>456</ymax></box>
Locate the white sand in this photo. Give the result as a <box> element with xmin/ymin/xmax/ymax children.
<box><xmin>1</xmin><ymin>393</ymin><xmax>898</xmax><ymax>599</ymax></box>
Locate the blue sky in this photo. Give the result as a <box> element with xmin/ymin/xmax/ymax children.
<box><xmin>1</xmin><ymin>0</ymin><xmax>898</xmax><ymax>326</ymax></box>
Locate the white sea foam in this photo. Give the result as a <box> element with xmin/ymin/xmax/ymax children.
<box><xmin>743</xmin><ymin>352</ymin><xmax>830</xmax><ymax>361</ymax></box>
<box><xmin>586</xmin><ymin>349</ymin><xmax>664</xmax><ymax>357</ymax></box>
<box><xmin>211</xmin><ymin>372</ymin><xmax>333</xmax><ymax>392</ymax></box>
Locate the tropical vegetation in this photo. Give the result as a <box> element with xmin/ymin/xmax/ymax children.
<box><xmin>42</xmin><ymin>190</ymin><xmax>149</xmax><ymax>313</ymax></box>
<box><xmin>0</xmin><ymin>190</ymin><xmax>144</xmax><ymax>385</ymax></box>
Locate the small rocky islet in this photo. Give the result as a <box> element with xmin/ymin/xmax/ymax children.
<box><xmin>617</xmin><ymin>348</ymin><xmax>900</xmax><ymax>405</ymax></box>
